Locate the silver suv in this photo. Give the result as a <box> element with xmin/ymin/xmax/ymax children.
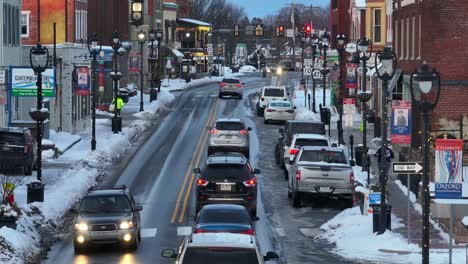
<box><xmin>219</xmin><ymin>78</ymin><xmax>244</xmax><ymax>99</ymax></box>
<box><xmin>207</xmin><ymin>118</ymin><xmax>251</xmax><ymax>158</ymax></box>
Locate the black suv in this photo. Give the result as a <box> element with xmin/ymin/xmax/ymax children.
<box><xmin>194</xmin><ymin>153</ymin><xmax>260</xmax><ymax>216</ymax></box>
<box><xmin>275</xmin><ymin>120</ymin><xmax>326</xmax><ymax>168</ymax></box>
<box><xmin>0</xmin><ymin>127</ymin><xmax>36</xmax><ymax>175</ymax></box>
<box><xmin>71</xmin><ymin>185</ymin><xmax>143</xmax><ymax>253</ymax></box>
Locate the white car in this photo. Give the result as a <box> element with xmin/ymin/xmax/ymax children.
<box><xmin>264</xmin><ymin>100</ymin><xmax>295</xmax><ymax>124</ymax></box>
<box><xmin>282</xmin><ymin>133</ymin><xmax>334</xmax><ymax>171</ymax></box>
<box><xmin>256</xmin><ymin>86</ymin><xmax>288</xmax><ymax>117</ymax></box>
<box><xmin>161</xmin><ymin>233</ymin><xmax>279</xmax><ymax>263</ymax></box>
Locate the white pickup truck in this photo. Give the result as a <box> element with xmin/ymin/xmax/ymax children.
<box><xmin>286</xmin><ymin>146</ymin><xmax>355</xmax><ymax>208</ymax></box>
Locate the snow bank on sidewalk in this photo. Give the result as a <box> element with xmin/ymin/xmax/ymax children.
<box><xmin>318</xmin><ymin>206</ymin><xmax>466</xmax><ymax>264</ymax></box>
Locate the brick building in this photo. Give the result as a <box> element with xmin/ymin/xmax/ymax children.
<box><xmin>88</xmin><ymin>0</ymin><xmax>128</xmax><ymax>46</ymax></box>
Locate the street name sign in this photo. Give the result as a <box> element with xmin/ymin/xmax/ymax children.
<box><xmin>303</xmin><ymin>66</ymin><xmax>313</xmax><ymax>76</ymax></box>
<box><xmin>369</xmin><ymin>193</ymin><xmax>381</xmax><ymax>205</ymax></box>
<box><xmin>435</xmin><ymin>183</ymin><xmax>462</xmax><ymax>199</ymax></box>
<box><xmin>392</xmin><ymin>162</ymin><xmax>423</xmax><ymax>174</ymax></box>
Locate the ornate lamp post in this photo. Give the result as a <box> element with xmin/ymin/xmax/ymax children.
<box><xmin>137</xmin><ymin>30</ymin><xmax>146</xmax><ymax>112</ymax></box>
<box><xmin>336</xmin><ymin>33</ymin><xmax>347</xmax><ymax>145</ymax></box>
<box><xmin>310</xmin><ymin>34</ymin><xmax>318</xmax><ymax>113</ymax></box>
<box><xmin>110</xmin><ymin>31</ymin><xmax>122</xmax><ymax>133</ymax></box>
<box><xmin>375</xmin><ymin>46</ymin><xmax>397</xmax><ymax>234</ymax></box>
<box><xmin>320</xmin><ymin>29</ymin><xmax>330</xmax><ymax>107</ymax></box>
<box><xmin>28</xmin><ymin>43</ymin><xmax>49</xmax><ymax>201</ymax></box>
<box><xmin>156</xmin><ymin>28</ymin><xmax>164</xmax><ymax>94</ymax></box>
<box><xmin>356</xmin><ymin>37</ymin><xmax>373</xmax><ymax>175</ymax></box>
<box><xmin>148</xmin><ymin>29</ymin><xmax>157</xmax><ymax>102</ymax></box>
<box><xmin>409</xmin><ymin>61</ymin><xmax>441</xmax><ymax>264</ymax></box>
<box><xmin>87</xmin><ymin>33</ymin><xmax>101</xmax><ymax>150</ymax></box>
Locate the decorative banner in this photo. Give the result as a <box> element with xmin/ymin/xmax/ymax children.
<box><xmin>435</xmin><ymin>139</ymin><xmax>464</xmax><ymax>184</ymax></box>
<box><xmin>74</xmin><ymin>68</ymin><xmax>90</xmax><ymax>96</ymax></box>
<box><xmin>11</xmin><ymin>67</ymin><xmax>55</xmax><ymax>97</ymax></box>
<box><xmin>391</xmin><ymin>100</ymin><xmax>412</xmax><ymax>144</ymax></box>
<box><xmin>343</xmin><ymin>98</ymin><xmax>356</xmax><ymax>128</ymax></box>
<box><xmin>129</xmin><ymin>53</ymin><xmax>141</xmax><ymax>73</ymax></box>
<box><xmin>345</xmin><ymin>63</ymin><xmax>357</xmax><ymax>88</ymax></box>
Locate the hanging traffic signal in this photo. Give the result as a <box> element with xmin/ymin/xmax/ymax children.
<box><xmin>277</xmin><ymin>26</ymin><xmax>284</xmax><ymax>37</ymax></box>
<box><xmin>305</xmin><ymin>25</ymin><xmax>312</xmax><ymax>37</ymax></box>
<box><xmin>234</xmin><ymin>24</ymin><xmax>240</xmax><ymax>37</ymax></box>
<box><xmin>255</xmin><ymin>24</ymin><xmax>264</xmax><ymax>37</ymax></box>
<box><xmin>130</xmin><ymin>0</ymin><xmax>144</xmax><ymax>27</ymax></box>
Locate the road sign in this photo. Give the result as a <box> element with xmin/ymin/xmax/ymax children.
<box><xmin>303</xmin><ymin>66</ymin><xmax>313</xmax><ymax>76</ymax></box>
<box><xmin>369</xmin><ymin>193</ymin><xmax>381</xmax><ymax>205</ymax></box>
<box><xmin>392</xmin><ymin>162</ymin><xmax>423</xmax><ymax>174</ymax></box>
<box><xmin>286</xmin><ymin>29</ymin><xmax>294</xmax><ymax>38</ymax></box>
<box><xmin>0</xmin><ymin>70</ymin><xmax>5</xmax><ymax>84</ymax></box>
<box><xmin>175</xmin><ymin>42</ymin><xmax>181</xmax><ymax>49</ymax></box>
<box><xmin>207</xmin><ymin>47</ymin><xmax>214</xmax><ymax>56</ymax></box>
<box><xmin>435</xmin><ymin>183</ymin><xmax>462</xmax><ymax>199</ymax></box>
<box><xmin>304</xmin><ymin>59</ymin><xmax>313</xmax><ymax>67</ymax></box>
<box><xmin>313</xmin><ymin>70</ymin><xmax>322</xmax><ymax>80</ymax></box>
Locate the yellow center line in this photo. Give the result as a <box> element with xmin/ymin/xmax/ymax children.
<box><xmin>170</xmin><ymin>98</ymin><xmax>218</xmax><ymax>224</ymax></box>
<box><xmin>178</xmin><ymin>101</ymin><xmax>219</xmax><ymax>223</ymax></box>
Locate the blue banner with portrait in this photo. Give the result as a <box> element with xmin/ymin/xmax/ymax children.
<box><xmin>391</xmin><ymin>100</ymin><xmax>412</xmax><ymax>144</ymax></box>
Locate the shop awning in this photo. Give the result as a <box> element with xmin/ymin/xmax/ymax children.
<box><xmin>172</xmin><ymin>49</ymin><xmax>184</xmax><ymax>57</ymax></box>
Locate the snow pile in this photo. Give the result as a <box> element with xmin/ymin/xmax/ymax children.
<box><xmin>133</xmin><ymin>90</ymin><xmax>174</xmax><ymax>120</ymax></box>
<box><xmin>239</xmin><ymin>65</ymin><xmax>257</xmax><ymax>72</ymax></box>
<box><xmin>49</xmin><ymin>130</ymin><xmax>81</xmax><ymax>153</ymax></box>
<box><xmin>294</xmin><ymin>106</ymin><xmax>320</xmax><ymax>121</ymax></box>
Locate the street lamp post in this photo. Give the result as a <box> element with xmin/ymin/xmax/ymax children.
<box><xmin>409</xmin><ymin>61</ymin><xmax>441</xmax><ymax>264</ymax></box>
<box><xmin>356</xmin><ymin>37</ymin><xmax>373</xmax><ymax>175</ymax></box>
<box><xmin>320</xmin><ymin>29</ymin><xmax>330</xmax><ymax>107</ymax></box>
<box><xmin>336</xmin><ymin>34</ymin><xmax>347</xmax><ymax>145</ymax></box>
<box><xmin>156</xmin><ymin>28</ymin><xmax>163</xmax><ymax>95</ymax></box>
<box><xmin>375</xmin><ymin>46</ymin><xmax>397</xmax><ymax>235</ymax></box>
<box><xmin>310</xmin><ymin>34</ymin><xmax>318</xmax><ymax>113</ymax></box>
<box><xmin>148</xmin><ymin>29</ymin><xmax>157</xmax><ymax>102</ymax></box>
<box><xmin>28</xmin><ymin>44</ymin><xmax>49</xmax><ymax>192</ymax></box>
<box><xmin>110</xmin><ymin>31</ymin><xmax>122</xmax><ymax>133</ymax></box>
<box><xmin>87</xmin><ymin>33</ymin><xmax>101</xmax><ymax>151</ymax></box>
<box><xmin>137</xmin><ymin>30</ymin><xmax>146</xmax><ymax>112</ymax></box>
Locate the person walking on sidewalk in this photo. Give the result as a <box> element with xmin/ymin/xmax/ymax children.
<box><xmin>375</xmin><ymin>146</ymin><xmax>394</xmax><ymax>176</ymax></box>
<box><xmin>111</xmin><ymin>96</ymin><xmax>124</xmax><ymax>116</ymax></box>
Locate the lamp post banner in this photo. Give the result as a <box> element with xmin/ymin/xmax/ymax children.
<box><xmin>391</xmin><ymin>100</ymin><xmax>412</xmax><ymax>144</ymax></box>
<box><xmin>345</xmin><ymin>63</ymin><xmax>357</xmax><ymax>88</ymax></box>
<box><xmin>435</xmin><ymin>139</ymin><xmax>464</xmax><ymax>184</ymax></box>
<box><xmin>129</xmin><ymin>53</ymin><xmax>141</xmax><ymax>73</ymax></box>
<box><xmin>74</xmin><ymin>67</ymin><xmax>90</xmax><ymax>96</ymax></box>
<box><xmin>11</xmin><ymin>67</ymin><xmax>55</xmax><ymax>97</ymax></box>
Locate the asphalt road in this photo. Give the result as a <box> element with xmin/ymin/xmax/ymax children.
<box><xmin>43</xmin><ymin>72</ymin><xmax>367</xmax><ymax>264</ymax></box>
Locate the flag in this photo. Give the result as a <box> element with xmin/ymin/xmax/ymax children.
<box><xmin>329</xmin><ymin>64</ymin><xmax>340</xmax><ymax>82</ymax></box>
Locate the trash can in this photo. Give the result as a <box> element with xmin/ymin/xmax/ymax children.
<box><xmin>355</xmin><ymin>145</ymin><xmax>364</xmax><ymax>166</ymax></box>
<box><xmin>372</xmin><ymin>204</ymin><xmax>392</xmax><ymax>233</ymax></box>
<box><xmin>320</xmin><ymin>107</ymin><xmax>330</xmax><ymax>125</ymax></box>
<box><xmin>112</xmin><ymin>117</ymin><xmax>122</xmax><ymax>132</ymax></box>
<box><xmin>27</xmin><ymin>181</ymin><xmax>44</xmax><ymax>203</ymax></box>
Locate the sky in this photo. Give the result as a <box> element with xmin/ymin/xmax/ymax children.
<box><xmin>232</xmin><ymin>0</ymin><xmax>329</xmax><ymax>19</ymax></box>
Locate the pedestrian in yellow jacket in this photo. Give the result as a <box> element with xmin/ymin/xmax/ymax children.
<box><xmin>111</xmin><ymin>96</ymin><xmax>124</xmax><ymax>116</ymax></box>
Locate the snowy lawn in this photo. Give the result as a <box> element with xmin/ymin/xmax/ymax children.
<box><xmin>0</xmin><ymin>90</ymin><xmax>175</xmax><ymax>263</ymax></box>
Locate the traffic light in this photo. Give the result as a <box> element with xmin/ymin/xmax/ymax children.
<box><xmin>255</xmin><ymin>24</ymin><xmax>263</xmax><ymax>37</ymax></box>
<box><xmin>130</xmin><ymin>0</ymin><xmax>144</xmax><ymax>27</ymax></box>
<box><xmin>277</xmin><ymin>26</ymin><xmax>284</xmax><ymax>37</ymax></box>
<box><xmin>305</xmin><ymin>24</ymin><xmax>312</xmax><ymax>37</ymax></box>
<box><xmin>234</xmin><ymin>24</ymin><xmax>240</xmax><ymax>37</ymax></box>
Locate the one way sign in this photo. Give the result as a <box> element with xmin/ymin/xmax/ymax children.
<box><xmin>392</xmin><ymin>162</ymin><xmax>423</xmax><ymax>174</ymax></box>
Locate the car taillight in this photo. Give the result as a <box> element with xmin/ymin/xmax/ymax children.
<box><xmin>289</xmin><ymin>148</ymin><xmax>299</xmax><ymax>155</ymax></box>
<box><xmin>243</xmin><ymin>177</ymin><xmax>256</xmax><ymax>187</ymax></box>
<box><xmin>234</xmin><ymin>229</ymin><xmax>254</xmax><ymax>235</ymax></box>
<box><xmin>260</xmin><ymin>97</ymin><xmax>265</xmax><ymax>101</ymax></box>
<box><xmin>349</xmin><ymin>171</ymin><xmax>354</xmax><ymax>187</ymax></box>
<box><xmin>236</xmin><ymin>83</ymin><xmax>241</xmax><ymax>88</ymax></box>
<box><xmin>266</xmin><ymin>109</ymin><xmax>274</xmax><ymax>112</ymax></box>
<box><xmin>210</xmin><ymin>129</ymin><xmax>218</xmax><ymax>134</ymax></box>
<box><xmin>197</xmin><ymin>179</ymin><xmax>209</xmax><ymax>187</ymax></box>
<box><xmin>240</xmin><ymin>129</ymin><xmax>248</xmax><ymax>135</ymax></box>
<box><xmin>24</xmin><ymin>143</ymin><xmax>31</xmax><ymax>154</ymax></box>
<box><xmin>295</xmin><ymin>170</ymin><xmax>301</xmax><ymax>181</ymax></box>
<box><xmin>220</xmin><ymin>82</ymin><xmax>226</xmax><ymax>87</ymax></box>
<box><xmin>286</xmin><ymin>109</ymin><xmax>294</xmax><ymax>113</ymax></box>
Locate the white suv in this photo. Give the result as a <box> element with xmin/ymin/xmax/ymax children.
<box><xmin>161</xmin><ymin>233</ymin><xmax>279</xmax><ymax>263</ymax></box>
<box><xmin>256</xmin><ymin>86</ymin><xmax>288</xmax><ymax>117</ymax></box>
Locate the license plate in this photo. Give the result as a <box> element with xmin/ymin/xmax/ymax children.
<box><xmin>224</xmin><ymin>135</ymin><xmax>232</xmax><ymax>139</ymax></box>
<box><xmin>320</xmin><ymin>187</ymin><xmax>332</xmax><ymax>192</ymax></box>
<box><xmin>220</xmin><ymin>184</ymin><xmax>231</xmax><ymax>191</ymax></box>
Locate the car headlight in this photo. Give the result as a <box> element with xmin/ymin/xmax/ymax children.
<box><xmin>277</xmin><ymin>68</ymin><xmax>283</xmax><ymax>75</ymax></box>
<box><xmin>75</xmin><ymin>223</ymin><xmax>89</xmax><ymax>231</ymax></box>
<box><xmin>267</xmin><ymin>69</ymin><xmax>271</xmax><ymax>73</ymax></box>
<box><xmin>120</xmin><ymin>221</ymin><xmax>134</xmax><ymax>229</ymax></box>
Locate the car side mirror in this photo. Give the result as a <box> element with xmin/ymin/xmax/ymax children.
<box><xmin>252</xmin><ymin>216</ymin><xmax>260</xmax><ymax>221</ymax></box>
<box><xmin>134</xmin><ymin>205</ymin><xmax>143</xmax><ymax>212</ymax></box>
<box><xmin>350</xmin><ymin>160</ymin><xmax>356</xmax><ymax>166</ymax></box>
<box><xmin>206</xmin><ymin>126</ymin><xmax>211</xmax><ymax>130</ymax></box>
<box><xmin>253</xmin><ymin>169</ymin><xmax>261</xmax><ymax>174</ymax></box>
<box><xmin>217</xmin><ymin>81</ymin><xmax>221</xmax><ymax>84</ymax></box>
<box><xmin>69</xmin><ymin>208</ymin><xmax>78</xmax><ymax>214</ymax></box>
<box><xmin>161</xmin><ymin>249</ymin><xmax>177</xmax><ymax>259</ymax></box>
<box><xmin>287</xmin><ymin>92</ymin><xmax>290</xmax><ymax>96</ymax></box>
<box><xmin>279</xmin><ymin>128</ymin><xmax>284</xmax><ymax>135</ymax></box>
<box><xmin>264</xmin><ymin>252</ymin><xmax>279</xmax><ymax>261</ymax></box>
<box><xmin>293</xmin><ymin>106</ymin><xmax>297</xmax><ymax>109</ymax></box>
<box><xmin>193</xmin><ymin>168</ymin><xmax>201</xmax><ymax>174</ymax></box>
<box><xmin>331</xmin><ymin>143</ymin><xmax>338</xmax><ymax>147</ymax></box>
<box><xmin>242</xmin><ymin>82</ymin><xmax>245</xmax><ymax>85</ymax></box>
<box><xmin>247</xmin><ymin>127</ymin><xmax>252</xmax><ymax>131</ymax></box>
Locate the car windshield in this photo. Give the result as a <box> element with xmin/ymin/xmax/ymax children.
<box><xmin>79</xmin><ymin>195</ymin><xmax>132</xmax><ymax>213</ymax></box>
<box><xmin>299</xmin><ymin>150</ymin><xmax>347</xmax><ymax>164</ymax></box>
<box><xmin>263</xmin><ymin>88</ymin><xmax>284</xmax><ymax>97</ymax></box>
<box><xmin>182</xmin><ymin>248</ymin><xmax>258</xmax><ymax>264</ymax></box>
<box><xmin>203</xmin><ymin>164</ymin><xmax>250</xmax><ymax>181</ymax></box>
<box><xmin>294</xmin><ymin>139</ymin><xmax>329</xmax><ymax>148</ymax></box>
<box><xmin>270</xmin><ymin>101</ymin><xmax>291</xmax><ymax>108</ymax></box>
<box><xmin>198</xmin><ymin>208</ymin><xmax>250</xmax><ymax>225</ymax></box>
<box><xmin>215</xmin><ymin>121</ymin><xmax>245</xmax><ymax>130</ymax></box>
<box><xmin>0</xmin><ymin>132</ymin><xmax>25</xmax><ymax>145</ymax></box>
<box><xmin>289</xmin><ymin>123</ymin><xmax>326</xmax><ymax>135</ymax></box>
<box><xmin>222</xmin><ymin>79</ymin><xmax>240</xmax><ymax>84</ymax></box>
<box><xmin>267</xmin><ymin>63</ymin><xmax>278</xmax><ymax>67</ymax></box>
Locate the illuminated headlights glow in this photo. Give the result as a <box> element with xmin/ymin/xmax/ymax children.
<box><xmin>120</xmin><ymin>221</ymin><xmax>134</xmax><ymax>229</ymax></box>
<box><xmin>277</xmin><ymin>68</ymin><xmax>283</xmax><ymax>75</ymax></box>
<box><xmin>123</xmin><ymin>234</ymin><xmax>132</xmax><ymax>242</ymax></box>
<box><xmin>267</xmin><ymin>69</ymin><xmax>271</xmax><ymax>73</ymax></box>
<box><xmin>77</xmin><ymin>235</ymin><xmax>85</xmax><ymax>243</ymax></box>
<box><xmin>75</xmin><ymin>223</ymin><xmax>88</xmax><ymax>231</ymax></box>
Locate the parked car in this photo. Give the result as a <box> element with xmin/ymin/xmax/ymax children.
<box><xmin>0</xmin><ymin>127</ymin><xmax>36</xmax><ymax>175</ymax></box>
<box><xmin>256</xmin><ymin>86</ymin><xmax>288</xmax><ymax>117</ymax></box>
<box><xmin>207</xmin><ymin>118</ymin><xmax>251</xmax><ymax>158</ymax></box>
<box><xmin>161</xmin><ymin>233</ymin><xmax>279</xmax><ymax>263</ymax></box>
<box><xmin>275</xmin><ymin>120</ymin><xmax>326</xmax><ymax>168</ymax></box>
<box><xmin>71</xmin><ymin>185</ymin><xmax>143</xmax><ymax>253</ymax></box>
<box><xmin>219</xmin><ymin>78</ymin><xmax>245</xmax><ymax>99</ymax></box>
<box><xmin>281</xmin><ymin>134</ymin><xmax>334</xmax><ymax>175</ymax></box>
<box><xmin>264</xmin><ymin>100</ymin><xmax>295</xmax><ymax>124</ymax></box>
<box><xmin>286</xmin><ymin>146</ymin><xmax>355</xmax><ymax>208</ymax></box>
<box><xmin>194</xmin><ymin>204</ymin><xmax>258</xmax><ymax>235</ymax></box>
<box><xmin>194</xmin><ymin>152</ymin><xmax>260</xmax><ymax>216</ymax></box>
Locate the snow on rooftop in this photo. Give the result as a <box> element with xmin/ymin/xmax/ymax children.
<box><xmin>178</xmin><ymin>18</ymin><xmax>211</xmax><ymax>27</ymax></box>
